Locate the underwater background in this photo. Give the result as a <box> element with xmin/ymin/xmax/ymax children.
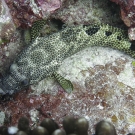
<box><xmin>0</xmin><ymin>0</ymin><xmax>135</xmax><ymax>134</ymax></box>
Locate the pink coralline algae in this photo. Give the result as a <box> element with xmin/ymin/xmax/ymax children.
<box><xmin>0</xmin><ymin>0</ymin><xmax>16</xmax><ymax>42</ymax></box>
<box><xmin>110</xmin><ymin>0</ymin><xmax>134</xmax><ymax>27</ymax></box>
<box><xmin>37</xmin><ymin>0</ymin><xmax>62</xmax><ymax>17</ymax></box>
<box><xmin>5</xmin><ymin>0</ymin><xmax>42</xmax><ymax>28</ymax></box>
<box><xmin>4</xmin><ymin>0</ymin><xmax>64</xmax><ymax>28</ymax></box>
<box><xmin>1</xmin><ymin>55</ymin><xmax>135</xmax><ymax>134</ymax></box>
<box><xmin>110</xmin><ymin>0</ymin><xmax>135</xmax><ymax>40</ymax></box>
<box><xmin>0</xmin><ymin>0</ymin><xmax>64</xmax><ymax>70</ymax></box>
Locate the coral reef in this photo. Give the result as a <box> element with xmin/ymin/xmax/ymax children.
<box><xmin>5</xmin><ymin>0</ymin><xmax>40</xmax><ymax>28</ymax></box>
<box><xmin>0</xmin><ymin>0</ymin><xmax>16</xmax><ymax>44</ymax></box>
<box><xmin>37</xmin><ymin>0</ymin><xmax>64</xmax><ymax>18</ymax></box>
<box><xmin>0</xmin><ymin>0</ymin><xmax>135</xmax><ymax>135</ymax></box>
<box><xmin>53</xmin><ymin>0</ymin><xmax>123</xmax><ymax>26</ymax></box>
<box><xmin>3</xmin><ymin>0</ymin><xmax>123</xmax><ymax>28</ymax></box>
<box><xmin>110</xmin><ymin>0</ymin><xmax>135</xmax><ymax>40</ymax></box>
<box><xmin>0</xmin><ymin>30</ymin><xmax>24</xmax><ymax>73</ymax></box>
<box><xmin>2</xmin><ymin>116</ymin><xmax>115</xmax><ymax>135</ymax></box>
<box><xmin>1</xmin><ymin>47</ymin><xmax>135</xmax><ymax>134</ymax></box>
<box><xmin>4</xmin><ymin>0</ymin><xmax>65</xmax><ymax>28</ymax></box>
<box><xmin>0</xmin><ymin>19</ymin><xmax>60</xmax><ymax>74</ymax></box>
<box><xmin>0</xmin><ymin>116</ymin><xmax>119</xmax><ymax>135</ymax></box>
<box><xmin>30</xmin><ymin>47</ymin><xmax>135</xmax><ymax>135</ymax></box>
<box><xmin>2</xmin><ymin>0</ymin><xmax>123</xmax><ymax>34</ymax></box>
<box><xmin>0</xmin><ymin>0</ymin><xmax>124</xmax><ymax>71</ymax></box>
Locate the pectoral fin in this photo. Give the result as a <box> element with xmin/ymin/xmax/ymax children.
<box><xmin>23</xmin><ymin>19</ymin><xmax>47</xmax><ymax>45</ymax></box>
<box><xmin>53</xmin><ymin>73</ymin><xmax>73</xmax><ymax>93</ymax></box>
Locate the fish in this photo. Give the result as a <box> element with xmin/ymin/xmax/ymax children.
<box><xmin>0</xmin><ymin>23</ymin><xmax>135</xmax><ymax>95</ymax></box>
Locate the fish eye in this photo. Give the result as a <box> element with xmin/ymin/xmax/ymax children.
<box><xmin>10</xmin><ymin>64</ymin><xmax>18</xmax><ymax>73</ymax></box>
<box><xmin>21</xmin><ymin>78</ymin><xmax>29</xmax><ymax>86</ymax></box>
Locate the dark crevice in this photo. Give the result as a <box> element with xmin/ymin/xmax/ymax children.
<box><xmin>50</xmin><ymin>18</ymin><xmax>65</xmax><ymax>30</ymax></box>
<box><xmin>130</xmin><ymin>41</ymin><xmax>135</xmax><ymax>51</ymax></box>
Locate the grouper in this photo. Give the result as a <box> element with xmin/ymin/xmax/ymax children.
<box><xmin>0</xmin><ymin>23</ymin><xmax>135</xmax><ymax>95</ymax></box>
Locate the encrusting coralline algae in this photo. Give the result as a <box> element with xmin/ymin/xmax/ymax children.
<box><xmin>31</xmin><ymin>46</ymin><xmax>135</xmax><ymax>134</ymax></box>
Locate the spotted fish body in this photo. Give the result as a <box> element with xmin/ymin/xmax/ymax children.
<box><xmin>0</xmin><ymin>24</ymin><xmax>134</xmax><ymax>95</ymax></box>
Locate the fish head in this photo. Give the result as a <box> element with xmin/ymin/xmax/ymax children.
<box><xmin>0</xmin><ymin>63</ymin><xmax>29</xmax><ymax>96</ymax></box>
